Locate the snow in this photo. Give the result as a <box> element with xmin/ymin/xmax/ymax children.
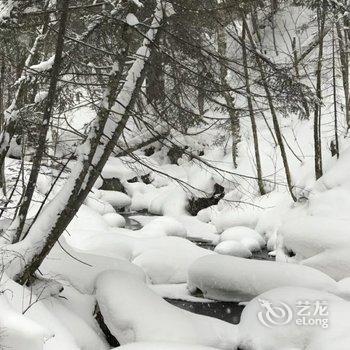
<box><xmin>0</xmin><ymin>0</ymin><xmax>15</xmax><ymax>22</ymax></box>
<box><xmin>98</xmin><ymin>190</ymin><xmax>132</xmax><ymax>209</ymax></box>
<box><xmin>238</xmin><ymin>287</ymin><xmax>350</xmax><ymax>350</ymax></box>
<box><xmin>95</xmin><ymin>270</ymin><xmax>238</xmax><ymax>349</ymax></box>
<box><xmin>126</xmin><ymin>13</ymin><xmax>139</xmax><ymax>26</ymax></box>
<box><xmin>188</xmin><ymin>255</ymin><xmax>339</xmax><ymax>302</ymax></box>
<box><xmin>219</xmin><ymin>226</ymin><xmax>265</xmax><ymax>253</ymax></box>
<box><xmin>117</xmin><ymin>343</ymin><xmax>219</xmax><ymax>350</ymax></box>
<box><xmin>40</xmin><ymin>236</ymin><xmax>146</xmax><ymax>293</ymax></box>
<box><xmin>150</xmin><ymin>283</ymin><xmax>212</xmax><ymax>302</ymax></box>
<box><xmin>103</xmin><ymin>212</ymin><xmax>126</xmax><ymax>227</ymax></box>
<box><xmin>0</xmin><ymin>273</ymin><xmax>107</xmax><ymax>350</ymax></box>
<box><xmin>214</xmin><ymin>241</ymin><xmax>252</xmax><ymax>258</ymax></box>
<box><xmin>301</xmin><ymin>249</ymin><xmax>350</xmax><ymax>281</ymax></box>
<box><xmin>0</xmin><ymin>293</ymin><xmax>47</xmax><ymax>350</ymax></box>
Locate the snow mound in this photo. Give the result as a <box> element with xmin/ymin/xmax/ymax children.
<box><xmin>238</xmin><ymin>287</ymin><xmax>350</xmax><ymax>350</ymax></box>
<box><xmin>76</xmin><ymin>232</ymin><xmax>211</xmax><ymax>284</ymax></box>
<box><xmin>140</xmin><ymin>216</ymin><xmax>187</xmax><ymax>238</ymax></box>
<box><xmin>214</xmin><ymin>241</ymin><xmax>252</xmax><ymax>258</ymax></box>
<box><xmin>117</xmin><ymin>343</ymin><xmax>219</xmax><ymax>349</ymax></box>
<box><xmin>41</xmin><ymin>236</ymin><xmax>146</xmax><ymax>293</ymax></box>
<box><xmin>188</xmin><ymin>255</ymin><xmax>338</xmax><ymax>302</ymax></box>
<box><xmin>0</xmin><ymin>294</ymin><xmax>47</xmax><ymax>350</ymax></box>
<box><xmin>218</xmin><ymin>226</ymin><xmax>265</xmax><ymax>253</ymax></box>
<box><xmin>278</xmin><ymin>216</ymin><xmax>350</xmax><ymax>260</ymax></box>
<box><xmin>98</xmin><ymin>190</ymin><xmax>132</xmax><ymax>209</ymax></box>
<box><xmin>95</xmin><ymin>270</ymin><xmax>238</xmax><ymax>349</ymax></box>
<box><xmin>301</xmin><ymin>248</ymin><xmax>350</xmax><ymax>281</ymax></box>
<box><xmin>103</xmin><ymin>212</ymin><xmax>126</xmax><ymax>227</ymax></box>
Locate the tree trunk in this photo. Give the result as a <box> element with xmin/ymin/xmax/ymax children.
<box><xmin>314</xmin><ymin>2</ymin><xmax>326</xmax><ymax>180</ymax></box>
<box><xmin>12</xmin><ymin>0</ymin><xmax>70</xmax><ymax>243</ymax></box>
<box><xmin>10</xmin><ymin>1</ymin><xmax>170</xmax><ymax>284</ymax></box>
<box><xmin>241</xmin><ymin>20</ymin><xmax>265</xmax><ymax>195</ymax></box>
<box><xmin>245</xmin><ymin>15</ymin><xmax>296</xmax><ymax>202</ymax></box>
<box><xmin>217</xmin><ymin>25</ymin><xmax>240</xmax><ymax>168</ymax></box>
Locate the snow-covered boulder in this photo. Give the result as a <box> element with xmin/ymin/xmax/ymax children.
<box><xmin>140</xmin><ymin>216</ymin><xmax>187</xmax><ymax>238</ymax></box>
<box><xmin>76</xmin><ymin>231</ymin><xmax>211</xmax><ymax>284</ymax></box>
<box><xmin>214</xmin><ymin>241</ymin><xmax>252</xmax><ymax>258</ymax></box>
<box><xmin>103</xmin><ymin>212</ymin><xmax>126</xmax><ymax>228</ymax></box>
<box><xmin>95</xmin><ymin>270</ymin><xmax>238</xmax><ymax>349</ymax></box>
<box><xmin>188</xmin><ymin>255</ymin><xmax>338</xmax><ymax>302</ymax></box>
<box><xmin>98</xmin><ymin>190</ymin><xmax>132</xmax><ymax>209</ymax></box>
<box><xmin>219</xmin><ymin>226</ymin><xmax>265</xmax><ymax>253</ymax></box>
<box><xmin>238</xmin><ymin>287</ymin><xmax>350</xmax><ymax>350</ymax></box>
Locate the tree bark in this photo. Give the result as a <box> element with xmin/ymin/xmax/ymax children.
<box><xmin>12</xmin><ymin>0</ymin><xmax>70</xmax><ymax>243</ymax></box>
<box><xmin>314</xmin><ymin>2</ymin><xmax>326</xmax><ymax>180</ymax></box>
<box><xmin>241</xmin><ymin>20</ymin><xmax>265</xmax><ymax>195</ymax></box>
<box><xmin>11</xmin><ymin>1</ymin><xmax>170</xmax><ymax>284</ymax></box>
<box><xmin>244</xmin><ymin>15</ymin><xmax>296</xmax><ymax>202</ymax></box>
<box><xmin>217</xmin><ymin>25</ymin><xmax>240</xmax><ymax>168</ymax></box>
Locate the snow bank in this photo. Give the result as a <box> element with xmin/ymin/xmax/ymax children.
<box><xmin>1</xmin><ymin>274</ymin><xmax>107</xmax><ymax>350</ymax></box>
<box><xmin>188</xmin><ymin>255</ymin><xmax>338</xmax><ymax>302</ymax></box>
<box><xmin>238</xmin><ymin>287</ymin><xmax>350</xmax><ymax>350</ymax></box>
<box><xmin>278</xmin><ymin>216</ymin><xmax>350</xmax><ymax>260</ymax></box>
<box><xmin>0</xmin><ymin>294</ymin><xmax>47</xmax><ymax>350</ymax></box>
<box><xmin>41</xmin><ymin>236</ymin><xmax>146</xmax><ymax>293</ymax></box>
<box><xmin>95</xmin><ymin>270</ymin><xmax>238</xmax><ymax>349</ymax></box>
<box><xmin>301</xmin><ymin>249</ymin><xmax>350</xmax><ymax>281</ymax></box>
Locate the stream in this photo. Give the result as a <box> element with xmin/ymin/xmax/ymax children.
<box><xmin>121</xmin><ymin>212</ymin><xmax>273</xmax><ymax>325</ymax></box>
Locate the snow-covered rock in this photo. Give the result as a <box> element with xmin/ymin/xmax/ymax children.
<box><xmin>95</xmin><ymin>270</ymin><xmax>238</xmax><ymax>349</ymax></box>
<box><xmin>238</xmin><ymin>287</ymin><xmax>350</xmax><ymax>350</ymax></box>
<box><xmin>214</xmin><ymin>241</ymin><xmax>252</xmax><ymax>258</ymax></box>
<box><xmin>103</xmin><ymin>212</ymin><xmax>126</xmax><ymax>227</ymax></box>
<box><xmin>73</xmin><ymin>230</ymin><xmax>211</xmax><ymax>284</ymax></box>
<box><xmin>220</xmin><ymin>226</ymin><xmax>265</xmax><ymax>246</ymax></box>
<box><xmin>188</xmin><ymin>255</ymin><xmax>338</xmax><ymax>302</ymax></box>
<box><xmin>98</xmin><ymin>190</ymin><xmax>132</xmax><ymax>209</ymax></box>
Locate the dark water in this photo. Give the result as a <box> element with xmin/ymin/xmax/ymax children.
<box><xmin>165</xmin><ymin>298</ymin><xmax>245</xmax><ymax>324</ymax></box>
<box><xmin>120</xmin><ymin>211</ymin><xmax>273</xmax><ymax>324</ymax></box>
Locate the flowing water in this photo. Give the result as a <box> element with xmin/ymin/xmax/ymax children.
<box><xmin>121</xmin><ymin>211</ymin><xmax>273</xmax><ymax>324</ymax></box>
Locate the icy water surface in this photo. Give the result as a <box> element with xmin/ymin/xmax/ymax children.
<box><xmin>120</xmin><ymin>211</ymin><xmax>274</xmax><ymax>324</ymax></box>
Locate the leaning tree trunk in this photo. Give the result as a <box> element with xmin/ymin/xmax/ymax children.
<box><xmin>6</xmin><ymin>1</ymin><xmax>172</xmax><ymax>285</ymax></box>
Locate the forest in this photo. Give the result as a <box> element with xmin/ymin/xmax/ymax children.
<box><xmin>0</xmin><ymin>0</ymin><xmax>349</xmax><ymax>349</ymax></box>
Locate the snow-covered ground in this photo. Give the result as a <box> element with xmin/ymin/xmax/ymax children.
<box><xmin>1</xmin><ymin>2</ymin><xmax>350</xmax><ymax>349</ymax></box>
